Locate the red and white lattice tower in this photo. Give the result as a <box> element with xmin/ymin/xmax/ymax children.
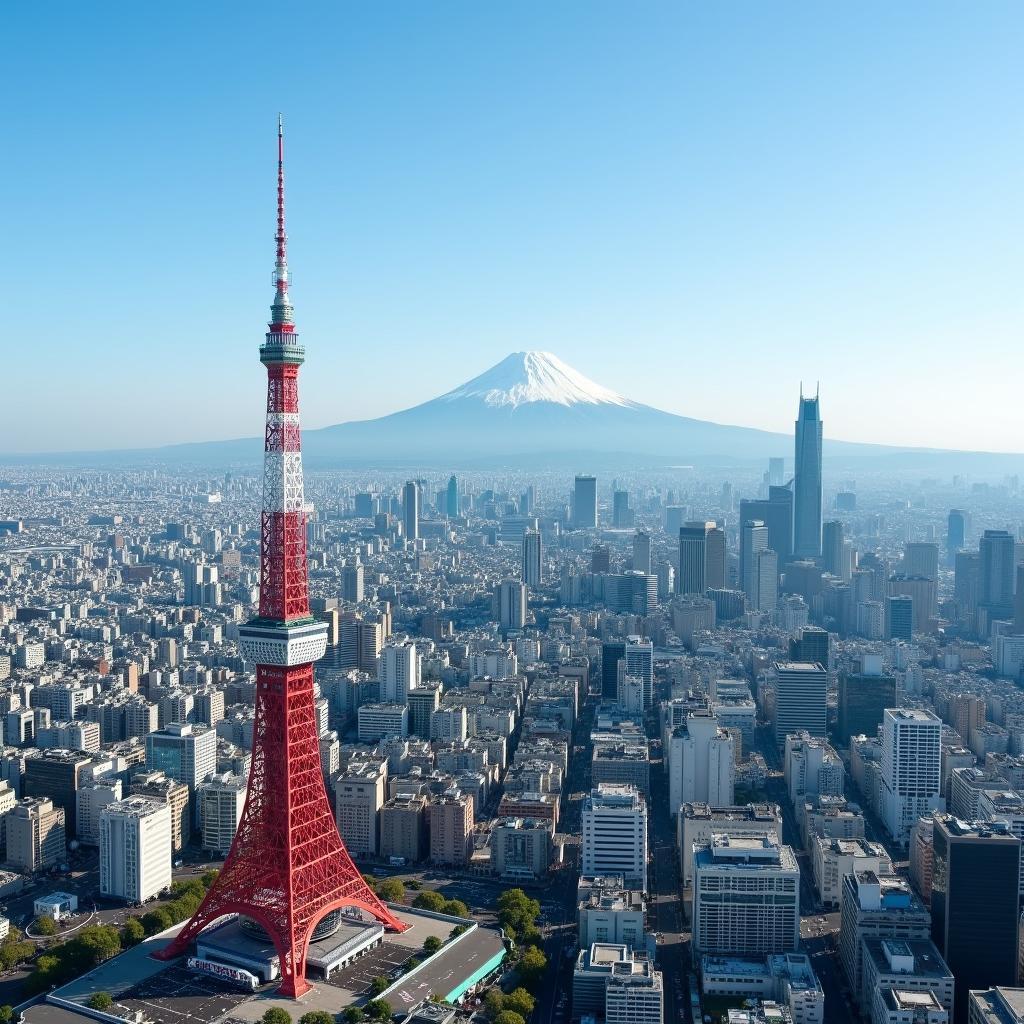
<box><xmin>155</xmin><ymin>117</ymin><xmax>406</xmax><ymax>997</ymax></box>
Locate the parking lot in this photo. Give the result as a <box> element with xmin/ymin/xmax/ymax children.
<box><xmin>322</xmin><ymin>941</ymin><xmax>413</xmax><ymax>994</ymax></box>
<box><xmin>118</xmin><ymin>965</ymin><xmax>257</xmax><ymax>1024</ymax></box>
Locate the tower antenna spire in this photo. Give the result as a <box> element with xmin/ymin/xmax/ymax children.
<box><xmin>271</xmin><ymin>113</ymin><xmax>294</xmax><ymax>331</ymax></box>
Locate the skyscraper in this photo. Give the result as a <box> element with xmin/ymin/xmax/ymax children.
<box><xmin>946</xmin><ymin>510</ymin><xmax>966</xmax><ymax>565</ymax></box>
<box><xmin>837</xmin><ymin>655</ymin><xmax>897</xmax><ymax>744</ymax></box>
<box><xmin>739</xmin><ymin>486</ymin><xmax>793</xmax><ymax>565</ymax></box>
<box><xmin>880</xmin><ymin>709</ymin><xmax>942</xmax><ymax>846</ymax></box>
<box><xmin>613</xmin><ymin>490</ymin><xmax>632</xmax><ymax>528</ymax></box>
<box><xmin>679</xmin><ymin>521</ymin><xmax>714</xmax><ymax>596</ymax></box>
<box><xmin>498</xmin><ymin>578</ymin><xmax>527</xmax><ymax>631</ymax></box>
<box><xmin>772</xmin><ymin>661</ymin><xmax>827</xmax><ymax>745</ymax></box>
<box><xmin>624</xmin><ymin>636</ymin><xmax>654</xmax><ymax>710</ymax></box>
<box><xmin>822</xmin><ymin>520</ymin><xmax>845</xmax><ymax>577</ymax></box>
<box><xmin>522</xmin><ymin>529</ymin><xmax>542</xmax><ymax>588</ymax></box>
<box><xmin>705</xmin><ymin>526</ymin><xmax>726</xmax><ymax>590</ymax></box>
<box><xmin>402</xmin><ymin>480</ymin><xmax>419</xmax><ymax>541</ymax></box>
<box><xmin>885</xmin><ymin>595</ymin><xmax>913</xmax><ymax>641</ymax></box>
<box><xmin>931</xmin><ymin>814</ymin><xmax>1021</xmax><ymax>1023</ymax></box>
<box><xmin>157</xmin><ymin>121</ymin><xmax>405</xmax><ymax>994</ymax></box>
<box><xmin>446</xmin><ymin>474</ymin><xmax>459</xmax><ymax>518</ymax></box>
<box><xmin>741</xmin><ymin>520</ymin><xmax>768</xmax><ymax>605</ymax></box>
<box><xmin>793</xmin><ymin>391</ymin><xmax>823</xmax><ymax>560</ymax></box>
<box><xmin>979</xmin><ymin>529</ymin><xmax>1015</xmax><ymax>621</ymax></box>
<box><xmin>602</xmin><ymin>641</ymin><xmax>627</xmax><ymax>701</ymax></box>
<box><xmin>574</xmin><ymin>475</ymin><xmax>598</xmax><ymax>529</ymax></box>
<box><xmin>632</xmin><ymin>531</ymin><xmax>652</xmax><ymax>575</ymax></box>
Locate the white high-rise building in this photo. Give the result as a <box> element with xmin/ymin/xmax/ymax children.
<box><xmin>582</xmin><ymin>784</ymin><xmax>648</xmax><ymax>892</ymax></box>
<box><xmin>498</xmin><ymin>579</ymin><xmax>527</xmax><ymax>631</ymax></box>
<box><xmin>633</xmin><ymin>532</ymin><xmax>652</xmax><ymax>576</ymax></box>
<box><xmin>880</xmin><ymin>709</ymin><xmax>943</xmax><ymax>846</ymax></box>
<box><xmin>624</xmin><ymin>636</ymin><xmax>654</xmax><ymax>711</ymax></box>
<box><xmin>692</xmin><ymin>832</ymin><xmax>800</xmax><ymax>956</ymax></box>
<box><xmin>198</xmin><ymin>773</ymin><xmax>246</xmax><ymax>856</ymax></box>
<box><xmin>742</xmin><ymin>520</ymin><xmax>769</xmax><ymax>606</ymax></box>
<box><xmin>605</xmin><ymin>960</ymin><xmax>664</xmax><ymax>1024</ymax></box>
<box><xmin>667</xmin><ymin>710</ymin><xmax>735</xmax><ymax>815</ymax></box>
<box><xmin>99</xmin><ymin>796</ymin><xmax>172</xmax><ymax>904</ymax></box>
<box><xmin>379</xmin><ymin>639</ymin><xmax>419</xmax><ymax>704</ymax></box>
<box><xmin>522</xmin><ymin>530</ymin><xmax>542</xmax><ymax>589</ymax></box>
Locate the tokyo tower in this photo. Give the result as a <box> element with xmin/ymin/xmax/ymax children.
<box><xmin>156</xmin><ymin>118</ymin><xmax>406</xmax><ymax>996</ymax></box>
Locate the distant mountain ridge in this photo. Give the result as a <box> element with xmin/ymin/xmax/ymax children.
<box><xmin>8</xmin><ymin>351</ymin><xmax>1024</xmax><ymax>471</ymax></box>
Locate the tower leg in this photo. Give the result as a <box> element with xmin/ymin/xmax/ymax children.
<box><xmin>154</xmin><ymin>664</ymin><xmax>406</xmax><ymax>996</ymax></box>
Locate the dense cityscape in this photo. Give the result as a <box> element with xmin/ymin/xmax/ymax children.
<box><xmin>4</xmin><ymin>9</ymin><xmax>1023</xmax><ymax>1024</ymax></box>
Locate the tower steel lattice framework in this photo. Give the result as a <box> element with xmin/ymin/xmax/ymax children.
<box><xmin>155</xmin><ymin>118</ymin><xmax>406</xmax><ymax>997</ymax></box>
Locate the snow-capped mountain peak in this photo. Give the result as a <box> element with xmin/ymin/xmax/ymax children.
<box><xmin>440</xmin><ymin>351</ymin><xmax>634</xmax><ymax>410</ymax></box>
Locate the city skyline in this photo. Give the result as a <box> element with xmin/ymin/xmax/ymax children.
<box><xmin>5</xmin><ymin>3</ymin><xmax>1024</xmax><ymax>452</ymax></box>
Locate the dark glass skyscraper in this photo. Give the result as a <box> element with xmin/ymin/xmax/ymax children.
<box><xmin>446</xmin><ymin>474</ymin><xmax>459</xmax><ymax>517</ymax></box>
<box><xmin>931</xmin><ymin>815</ymin><xmax>1021</xmax><ymax>1023</ymax></box>
<box><xmin>793</xmin><ymin>392</ymin><xmax>823</xmax><ymax>560</ymax></box>
<box><xmin>601</xmin><ymin>640</ymin><xmax>626</xmax><ymax>700</ymax></box>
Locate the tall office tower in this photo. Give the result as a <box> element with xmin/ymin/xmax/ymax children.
<box><xmin>581</xmin><ymin>784</ymin><xmax>648</xmax><ymax>891</ymax></box>
<box><xmin>100</xmin><ymin>796</ymin><xmax>172</xmax><ymax>904</ymax></box>
<box><xmin>1016</xmin><ymin>565</ymin><xmax>1024</xmax><ymax>634</ymax></box>
<box><xmin>199</xmin><ymin>773</ymin><xmax>247</xmax><ymax>856</ymax></box>
<box><xmin>340</xmin><ymin>560</ymin><xmax>364</xmax><ymax>603</ymax></box>
<box><xmin>666</xmin><ymin>711</ymin><xmax>735</xmax><ymax>813</ymax></box>
<box><xmin>837</xmin><ymin>654</ymin><xmax>897</xmax><ymax>743</ymax></box>
<box><xmin>946</xmin><ymin>510</ymin><xmax>966</xmax><ymax>565</ymax></box>
<box><xmin>613</xmin><ymin>490</ymin><xmax>631</xmax><ymax>528</ymax></box>
<box><xmin>947</xmin><ymin>694</ymin><xmax>985</xmax><ymax>747</ymax></box>
<box><xmin>632</xmin><ymin>531</ymin><xmax>652</xmax><ymax>575</ymax></box>
<box><xmin>980</xmin><ymin>529</ymin><xmax>1016</xmax><ymax>621</ymax></box>
<box><xmin>953</xmin><ymin>551</ymin><xmax>980</xmax><ymax>618</ymax></box>
<box><xmin>772</xmin><ymin>661</ymin><xmax>827</xmax><ymax>746</ymax></box>
<box><xmin>740</xmin><ymin>486</ymin><xmax>793</xmax><ymax>565</ymax></box>
<box><xmin>602</xmin><ymin>641</ymin><xmax>627</xmax><ymax>701</ymax></box>
<box><xmin>497</xmin><ymin>578</ymin><xmax>527</xmax><ymax>631</ymax></box>
<box><xmin>752</xmin><ymin>549</ymin><xmax>779</xmax><ymax>612</ymax></box>
<box><xmin>446</xmin><ymin>474</ymin><xmax>459</xmax><ymax>517</ymax></box>
<box><xmin>904</xmin><ymin>542</ymin><xmax>940</xmax><ymax>581</ymax></box>
<box><xmin>574</xmin><ymin>475</ymin><xmax>598</xmax><ymax>529</ymax></box>
<box><xmin>706</xmin><ymin>526</ymin><xmax>726</xmax><ymax>590</ymax></box>
<box><xmin>769</xmin><ymin>457</ymin><xmax>785</xmax><ymax>487</ymax></box>
<box><xmin>793</xmin><ymin>391</ymin><xmax>823</xmax><ymax>560</ymax></box>
<box><xmin>592</xmin><ymin>544</ymin><xmax>611</xmax><ymax>574</ymax></box>
<box><xmin>522</xmin><ymin>529</ymin><xmax>542</xmax><ymax>588</ymax></box>
<box><xmin>931</xmin><ymin>814</ymin><xmax>1021</xmax><ymax>1023</ymax></box>
<box><xmin>520</xmin><ymin>484</ymin><xmax>535</xmax><ymax>515</ymax></box>
<box><xmin>402</xmin><ymin>480</ymin><xmax>419</xmax><ymax>541</ymax></box>
<box><xmin>880</xmin><ymin>709</ymin><xmax>942</xmax><ymax>846</ymax></box>
<box><xmin>822</xmin><ymin>520</ymin><xmax>844</xmax><ymax>577</ymax></box>
<box><xmin>157</xmin><ymin>122</ymin><xmax>404</xmax><ymax>995</ymax></box>
<box><xmin>692</xmin><ymin>833</ymin><xmax>800</xmax><ymax>956</ymax></box>
<box><xmin>886</xmin><ymin>595</ymin><xmax>913</xmax><ymax>641</ymax></box>
<box><xmin>741</xmin><ymin>520</ymin><xmax>769</xmax><ymax>605</ymax></box>
<box><xmin>624</xmin><ymin>636</ymin><xmax>654</xmax><ymax>710</ymax></box>
<box><xmin>679</xmin><ymin>521</ymin><xmax>714</xmax><ymax>596</ymax></box>
<box><xmin>379</xmin><ymin>639</ymin><xmax>418</xmax><ymax>704</ymax></box>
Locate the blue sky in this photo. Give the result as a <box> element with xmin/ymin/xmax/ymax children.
<box><xmin>5</xmin><ymin>2</ymin><xmax>1023</xmax><ymax>452</ymax></box>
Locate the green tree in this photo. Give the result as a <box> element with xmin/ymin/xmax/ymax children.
<box><xmin>262</xmin><ymin>1009</ymin><xmax>293</xmax><ymax>1024</ymax></box>
<box><xmin>76</xmin><ymin>925</ymin><xmax>122</xmax><ymax>966</ymax></box>
<box><xmin>413</xmin><ymin>890</ymin><xmax>446</xmax><ymax>913</ymax></box>
<box><xmin>506</xmin><ymin>988</ymin><xmax>536</xmax><ymax>1019</ymax></box>
<box><xmin>36</xmin><ymin>916</ymin><xmax>58</xmax><ymax>937</ymax></box>
<box><xmin>0</xmin><ymin>1005</ymin><xmax>14</xmax><ymax>1024</ymax></box>
<box><xmin>88</xmin><ymin>992</ymin><xmax>114</xmax><ymax>1011</ymax></box>
<box><xmin>484</xmin><ymin>989</ymin><xmax>507</xmax><ymax>1019</ymax></box>
<box><xmin>450</xmin><ymin>925</ymin><xmax>467</xmax><ymax>940</ymax></box>
<box><xmin>342</xmin><ymin>1009</ymin><xmax>365</xmax><ymax>1024</ymax></box>
<box><xmin>497</xmin><ymin>890</ymin><xmax>540</xmax><ymax>937</ymax></box>
<box><xmin>200</xmin><ymin>869</ymin><xmax>220</xmax><ymax>889</ymax></box>
<box><xmin>121</xmin><ymin>917</ymin><xmax>146</xmax><ymax>947</ymax></box>
<box><xmin>519</xmin><ymin>926</ymin><xmax>542</xmax><ymax>948</ymax></box>
<box><xmin>517</xmin><ymin>947</ymin><xmax>547</xmax><ymax>990</ymax></box>
<box><xmin>365</xmin><ymin>999</ymin><xmax>392</xmax><ymax>1021</ymax></box>
<box><xmin>405</xmin><ymin>879</ymin><xmax>422</xmax><ymax>890</ymax></box>
<box><xmin>494</xmin><ymin>1011</ymin><xmax>526</xmax><ymax>1024</ymax></box>
<box><xmin>362</xmin><ymin>874</ymin><xmax>378</xmax><ymax>889</ymax></box>
<box><xmin>441</xmin><ymin>899</ymin><xmax>469</xmax><ymax>918</ymax></box>
<box><xmin>368</xmin><ymin>975</ymin><xmax>391</xmax><ymax>997</ymax></box>
<box><xmin>142</xmin><ymin>908</ymin><xmax>173</xmax><ymax>935</ymax></box>
<box><xmin>376</xmin><ymin>878</ymin><xmax>405</xmax><ymax>903</ymax></box>
<box><xmin>298</xmin><ymin>1013</ymin><xmax>336</xmax><ymax>1024</ymax></box>
<box><xmin>422</xmin><ymin>935</ymin><xmax>442</xmax><ymax>955</ymax></box>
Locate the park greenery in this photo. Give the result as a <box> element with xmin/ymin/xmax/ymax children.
<box><xmin>88</xmin><ymin>992</ymin><xmax>114</xmax><ymax>1010</ymax></box>
<box><xmin>485</xmin><ymin>987</ymin><xmax>536</xmax><ymax>1021</ymax></box>
<box><xmin>261</xmin><ymin>1009</ymin><xmax>292</xmax><ymax>1024</ymax></box>
<box><xmin>365</xmin><ymin>998</ymin><xmax>393</xmax><ymax>1020</ymax></box>
<box><xmin>0</xmin><ymin>926</ymin><xmax>36</xmax><ymax>971</ymax></box>
<box><xmin>412</xmin><ymin>889</ymin><xmax>469</xmax><ymax>918</ymax></box>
